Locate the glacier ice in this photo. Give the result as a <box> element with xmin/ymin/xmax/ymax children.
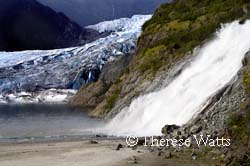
<box><xmin>0</xmin><ymin>89</ymin><xmax>77</xmax><ymax>104</ymax></box>
<box><xmin>86</xmin><ymin>15</ymin><xmax>152</xmax><ymax>33</ymax></box>
<box><xmin>0</xmin><ymin>15</ymin><xmax>151</xmax><ymax>103</ymax></box>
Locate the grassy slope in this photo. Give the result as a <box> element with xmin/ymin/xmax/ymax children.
<box><xmin>137</xmin><ymin>0</ymin><xmax>247</xmax><ymax>73</ymax></box>
<box><xmin>103</xmin><ymin>0</ymin><xmax>249</xmax><ymax>113</ymax></box>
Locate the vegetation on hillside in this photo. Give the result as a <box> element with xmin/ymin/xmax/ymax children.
<box><xmin>104</xmin><ymin>0</ymin><xmax>250</xmax><ymax>112</ymax></box>
<box><xmin>227</xmin><ymin>100</ymin><xmax>250</xmax><ymax>165</ymax></box>
<box><xmin>136</xmin><ymin>0</ymin><xmax>248</xmax><ymax>73</ymax></box>
<box><xmin>226</xmin><ymin>56</ymin><xmax>250</xmax><ymax>165</ymax></box>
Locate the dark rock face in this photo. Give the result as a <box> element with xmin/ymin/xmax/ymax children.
<box><xmin>162</xmin><ymin>125</ymin><xmax>180</xmax><ymax>135</ymax></box>
<box><xmin>0</xmin><ymin>0</ymin><xmax>96</xmax><ymax>51</ymax></box>
<box><xmin>69</xmin><ymin>54</ymin><xmax>133</xmax><ymax>116</ymax></box>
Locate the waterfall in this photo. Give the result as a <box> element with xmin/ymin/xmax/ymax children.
<box><xmin>104</xmin><ymin>20</ymin><xmax>250</xmax><ymax>136</ymax></box>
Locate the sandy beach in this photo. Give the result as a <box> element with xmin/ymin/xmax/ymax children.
<box><xmin>0</xmin><ymin>139</ymin><xmax>222</xmax><ymax>166</ymax></box>
<box><xmin>0</xmin><ymin>139</ymin><xmax>140</xmax><ymax>166</ymax></box>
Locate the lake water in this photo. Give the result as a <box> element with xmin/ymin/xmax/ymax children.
<box><xmin>0</xmin><ymin>104</ymin><xmax>106</xmax><ymax>142</ymax></box>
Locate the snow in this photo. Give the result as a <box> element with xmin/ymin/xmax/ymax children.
<box><xmin>36</xmin><ymin>89</ymin><xmax>77</xmax><ymax>103</ymax></box>
<box><xmin>0</xmin><ymin>89</ymin><xmax>77</xmax><ymax>104</ymax></box>
<box><xmin>0</xmin><ymin>95</ymin><xmax>8</xmax><ymax>104</ymax></box>
<box><xmin>6</xmin><ymin>93</ymin><xmax>39</xmax><ymax>104</ymax></box>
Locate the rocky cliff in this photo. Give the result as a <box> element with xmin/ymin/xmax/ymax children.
<box><xmin>72</xmin><ymin>0</ymin><xmax>250</xmax><ymax>118</ymax></box>
<box><xmin>0</xmin><ymin>0</ymin><xmax>98</xmax><ymax>51</ymax></box>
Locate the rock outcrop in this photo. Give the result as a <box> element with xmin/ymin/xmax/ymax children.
<box><xmin>161</xmin><ymin>51</ymin><xmax>250</xmax><ymax>165</ymax></box>
<box><xmin>162</xmin><ymin>59</ymin><xmax>245</xmax><ymax>137</ymax></box>
<box><xmin>70</xmin><ymin>54</ymin><xmax>133</xmax><ymax>117</ymax></box>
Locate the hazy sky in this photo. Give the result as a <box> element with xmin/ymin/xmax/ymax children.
<box><xmin>38</xmin><ymin>0</ymin><xmax>169</xmax><ymax>26</ymax></box>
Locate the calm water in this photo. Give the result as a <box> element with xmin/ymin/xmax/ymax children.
<box><xmin>0</xmin><ymin>104</ymin><xmax>106</xmax><ymax>142</ymax></box>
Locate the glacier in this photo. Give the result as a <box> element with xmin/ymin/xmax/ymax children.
<box><xmin>86</xmin><ymin>15</ymin><xmax>151</xmax><ymax>33</ymax></box>
<box><xmin>0</xmin><ymin>15</ymin><xmax>152</xmax><ymax>103</ymax></box>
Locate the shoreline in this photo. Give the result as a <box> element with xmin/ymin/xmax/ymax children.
<box><xmin>0</xmin><ymin>134</ymin><xmax>124</xmax><ymax>145</ymax></box>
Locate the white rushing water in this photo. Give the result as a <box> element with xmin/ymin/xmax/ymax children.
<box><xmin>105</xmin><ymin>20</ymin><xmax>250</xmax><ymax>136</ymax></box>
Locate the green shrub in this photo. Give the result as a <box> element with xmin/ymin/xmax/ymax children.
<box><xmin>139</xmin><ymin>45</ymin><xmax>168</xmax><ymax>73</ymax></box>
<box><xmin>243</xmin><ymin>67</ymin><xmax>250</xmax><ymax>97</ymax></box>
<box><xmin>105</xmin><ymin>88</ymin><xmax>121</xmax><ymax>110</ymax></box>
<box><xmin>228</xmin><ymin>112</ymin><xmax>250</xmax><ymax>142</ymax></box>
<box><xmin>227</xmin><ymin>108</ymin><xmax>250</xmax><ymax>165</ymax></box>
<box><xmin>138</xmin><ymin>0</ymin><xmax>249</xmax><ymax>75</ymax></box>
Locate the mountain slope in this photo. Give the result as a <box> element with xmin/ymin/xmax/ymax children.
<box><xmin>38</xmin><ymin>0</ymin><xmax>169</xmax><ymax>26</ymax></box>
<box><xmin>73</xmin><ymin>0</ymin><xmax>249</xmax><ymax>117</ymax></box>
<box><xmin>0</xmin><ymin>0</ymin><xmax>94</xmax><ymax>51</ymax></box>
